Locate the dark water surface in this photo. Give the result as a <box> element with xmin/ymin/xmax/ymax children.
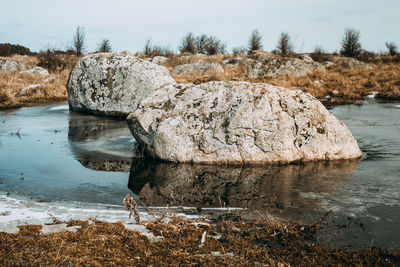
<box><xmin>0</xmin><ymin>102</ymin><xmax>399</xmax><ymax>249</ymax></box>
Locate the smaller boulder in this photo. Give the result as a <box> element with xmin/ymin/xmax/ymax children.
<box><xmin>151</xmin><ymin>56</ymin><xmax>170</xmax><ymax>65</ymax></box>
<box><xmin>20</xmin><ymin>84</ymin><xmax>41</xmax><ymax>96</ymax></box>
<box><xmin>300</xmin><ymin>54</ymin><xmax>314</xmax><ymax>63</ymax></box>
<box><xmin>20</xmin><ymin>66</ymin><xmax>49</xmax><ymax>76</ymax></box>
<box><xmin>332</xmin><ymin>56</ymin><xmax>372</xmax><ymax>70</ymax></box>
<box><xmin>172</xmin><ymin>62</ymin><xmax>224</xmax><ymax>75</ymax></box>
<box><xmin>66</xmin><ymin>52</ymin><xmax>176</xmax><ymax>116</ymax></box>
<box><xmin>0</xmin><ymin>59</ymin><xmax>26</xmax><ymax>73</ymax></box>
<box><xmin>247</xmin><ymin>57</ymin><xmax>325</xmax><ymax>78</ymax></box>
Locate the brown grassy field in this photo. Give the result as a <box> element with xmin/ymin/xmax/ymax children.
<box><xmin>169</xmin><ymin>59</ymin><xmax>400</xmax><ymax>104</ymax></box>
<box><xmin>1</xmin><ymin>217</ymin><xmax>399</xmax><ymax>266</ymax></box>
<box><xmin>1</xmin><ymin>53</ymin><xmax>400</xmax><ymax>110</ymax></box>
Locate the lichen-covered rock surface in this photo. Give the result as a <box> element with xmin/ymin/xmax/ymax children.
<box><xmin>127</xmin><ymin>81</ymin><xmax>361</xmax><ymax>164</ymax></box>
<box><xmin>66</xmin><ymin>52</ymin><xmax>176</xmax><ymax>116</ymax></box>
<box><xmin>0</xmin><ymin>59</ymin><xmax>26</xmax><ymax>73</ymax></box>
<box><xmin>247</xmin><ymin>57</ymin><xmax>325</xmax><ymax>78</ymax></box>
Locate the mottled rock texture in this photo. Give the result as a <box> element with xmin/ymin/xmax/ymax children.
<box><xmin>247</xmin><ymin>57</ymin><xmax>325</xmax><ymax>78</ymax></box>
<box><xmin>0</xmin><ymin>59</ymin><xmax>26</xmax><ymax>73</ymax></box>
<box><xmin>66</xmin><ymin>52</ymin><xmax>176</xmax><ymax>116</ymax></box>
<box><xmin>20</xmin><ymin>66</ymin><xmax>49</xmax><ymax>76</ymax></box>
<box><xmin>127</xmin><ymin>81</ymin><xmax>361</xmax><ymax>164</ymax></box>
<box><xmin>332</xmin><ymin>56</ymin><xmax>372</xmax><ymax>70</ymax></box>
<box><xmin>172</xmin><ymin>62</ymin><xmax>224</xmax><ymax>75</ymax></box>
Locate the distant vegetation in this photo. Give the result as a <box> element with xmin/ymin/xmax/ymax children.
<box><xmin>179</xmin><ymin>33</ymin><xmax>226</xmax><ymax>55</ymax></box>
<box><xmin>144</xmin><ymin>39</ymin><xmax>174</xmax><ymax>57</ymax></box>
<box><xmin>274</xmin><ymin>32</ymin><xmax>294</xmax><ymax>56</ymax></box>
<box><xmin>248</xmin><ymin>30</ymin><xmax>263</xmax><ymax>54</ymax></box>
<box><xmin>1</xmin><ymin>25</ymin><xmax>399</xmax><ymax>60</ymax></box>
<box><xmin>0</xmin><ymin>43</ymin><xmax>32</xmax><ymax>56</ymax></box>
<box><xmin>340</xmin><ymin>28</ymin><xmax>362</xmax><ymax>58</ymax></box>
<box><xmin>70</xmin><ymin>26</ymin><xmax>86</xmax><ymax>56</ymax></box>
<box><xmin>97</xmin><ymin>39</ymin><xmax>112</xmax><ymax>53</ymax></box>
<box><xmin>386</xmin><ymin>42</ymin><xmax>398</xmax><ymax>56</ymax></box>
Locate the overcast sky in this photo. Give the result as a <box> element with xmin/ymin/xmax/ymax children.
<box><xmin>1</xmin><ymin>0</ymin><xmax>399</xmax><ymax>54</ymax></box>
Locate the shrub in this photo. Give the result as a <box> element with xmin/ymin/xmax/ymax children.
<box><xmin>179</xmin><ymin>32</ymin><xmax>197</xmax><ymax>54</ymax></box>
<box><xmin>232</xmin><ymin>46</ymin><xmax>247</xmax><ymax>56</ymax></box>
<box><xmin>204</xmin><ymin>35</ymin><xmax>226</xmax><ymax>55</ymax></box>
<box><xmin>144</xmin><ymin>39</ymin><xmax>174</xmax><ymax>57</ymax></box>
<box><xmin>385</xmin><ymin>42</ymin><xmax>398</xmax><ymax>56</ymax></box>
<box><xmin>340</xmin><ymin>28</ymin><xmax>362</xmax><ymax>57</ymax></box>
<box><xmin>248</xmin><ymin>30</ymin><xmax>263</xmax><ymax>54</ymax></box>
<box><xmin>310</xmin><ymin>46</ymin><xmax>330</xmax><ymax>62</ymax></box>
<box><xmin>275</xmin><ymin>32</ymin><xmax>294</xmax><ymax>56</ymax></box>
<box><xmin>36</xmin><ymin>49</ymin><xmax>67</xmax><ymax>73</ymax></box>
<box><xmin>0</xmin><ymin>43</ymin><xmax>32</xmax><ymax>56</ymax></box>
<box><xmin>196</xmin><ymin>34</ymin><xmax>208</xmax><ymax>54</ymax></box>
<box><xmin>97</xmin><ymin>39</ymin><xmax>112</xmax><ymax>52</ymax></box>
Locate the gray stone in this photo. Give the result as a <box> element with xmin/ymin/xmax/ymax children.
<box><xmin>20</xmin><ymin>66</ymin><xmax>49</xmax><ymax>76</ymax></box>
<box><xmin>332</xmin><ymin>56</ymin><xmax>372</xmax><ymax>70</ymax></box>
<box><xmin>127</xmin><ymin>81</ymin><xmax>361</xmax><ymax>164</ymax></box>
<box><xmin>151</xmin><ymin>56</ymin><xmax>170</xmax><ymax>65</ymax></box>
<box><xmin>0</xmin><ymin>59</ymin><xmax>26</xmax><ymax>73</ymax></box>
<box><xmin>300</xmin><ymin>54</ymin><xmax>314</xmax><ymax>63</ymax></box>
<box><xmin>20</xmin><ymin>84</ymin><xmax>41</xmax><ymax>96</ymax></box>
<box><xmin>66</xmin><ymin>52</ymin><xmax>176</xmax><ymax>116</ymax></box>
<box><xmin>247</xmin><ymin>57</ymin><xmax>325</xmax><ymax>78</ymax></box>
<box><xmin>172</xmin><ymin>62</ymin><xmax>224</xmax><ymax>75</ymax></box>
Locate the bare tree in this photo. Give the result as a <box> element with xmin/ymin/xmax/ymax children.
<box><xmin>340</xmin><ymin>28</ymin><xmax>362</xmax><ymax>57</ymax></box>
<box><xmin>179</xmin><ymin>32</ymin><xmax>197</xmax><ymax>54</ymax></box>
<box><xmin>385</xmin><ymin>42</ymin><xmax>398</xmax><ymax>56</ymax></box>
<box><xmin>276</xmin><ymin>32</ymin><xmax>293</xmax><ymax>56</ymax></box>
<box><xmin>71</xmin><ymin>26</ymin><xmax>86</xmax><ymax>55</ymax></box>
<box><xmin>97</xmin><ymin>39</ymin><xmax>112</xmax><ymax>52</ymax></box>
<box><xmin>248</xmin><ymin>30</ymin><xmax>263</xmax><ymax>54</ymax></box>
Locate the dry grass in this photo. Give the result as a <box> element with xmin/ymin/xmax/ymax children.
<box><xmin>0</xmin><ymin>70</ymin><xmax>69</xmax><ymax>109</ymax></box>
<box><xmin>2</xmin><ymin>54</ymin><xmax>400</xmax><ymax>110</ymax></box>
<box><xmin>0</xmin><ymin>54</ymin><xmax>79</xmax><ymax>109</ymax></box>
<box><xmin>0</xmin><ymin>217</ymin><xmax>399</xmax><ymax>266</ymax></box>
<box><xmin>0</xmin><ymin>55</ymin><xmax>39</xmax><ymax>66</ymax></box>
<box><xmin>171</xmin><ymin>59</ymin><xmax>400</xmax><ymax>103</ymax></box>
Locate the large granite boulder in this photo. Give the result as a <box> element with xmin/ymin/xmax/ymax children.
<box><xmin>66</xmin><ymin>52</ymin><xmax>176</xmax><ymax>116</ymax></box>
<box><xmin>247</xmin><ymin>57</ymin><xmax>325</xmax><ymax>78</ymax></box>
<box><xmin>127</xmin><ymin>81</ymin><xmax>361</xmax><ymax>164</ymax></box>
<box><xmin>172</xmin><ymin>62</ymin><xmax>224</xmax><ymax>75</ymax></box>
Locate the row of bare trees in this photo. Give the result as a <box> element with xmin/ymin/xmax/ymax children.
<box><xmin>69</xmin><ymin>25</ymin><xmax>398</xmax><ymax>58</ymax></box>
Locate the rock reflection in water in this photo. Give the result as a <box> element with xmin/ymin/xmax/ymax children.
<box><xmin>68</xmin><ymin>111</ymin><xmax>135</xmax><ymax>172</ymax></box>
<box><xmin>128</xmin><ymin>159</ymin><xmax>359</xmax><ymax>218</ymax></box>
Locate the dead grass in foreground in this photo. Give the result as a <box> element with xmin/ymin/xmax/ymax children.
<box><xmin>1</xmin><ymin>217</ymin><xmax>399</xmax><ymax>266</ymax></box>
